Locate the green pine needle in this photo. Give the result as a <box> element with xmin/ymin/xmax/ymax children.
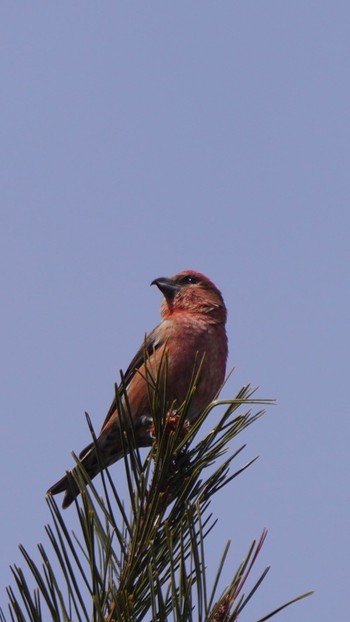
<box><xmin>1</xmin><ymin>362</ymin><xmax>311</xmax><ymax>621</ymax></box>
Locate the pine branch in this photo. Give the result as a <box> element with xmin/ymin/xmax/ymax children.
<box><xmin>1</xmin><ymin>365</ymin><xmax>312</xmax><ymax>621</ymax></box>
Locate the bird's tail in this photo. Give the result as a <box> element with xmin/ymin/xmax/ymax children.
<box><xmin>47</xmin><ymin>416</ymin><xmax>130</xmax><ymax>508</ymax></box>
<box><xmin>47</xmin><ymin>414</ymin><xmax>151</xmax><ymax>508</ymax></box>
<box><xmin>47</xmin><ymin>472</ymin><xmax>79</xmax><ymax>509</ymax></box>
<box><xmin>47</xmin><ymin>441</ymin><xmax>102</xmax><ymax>508</ymax></box>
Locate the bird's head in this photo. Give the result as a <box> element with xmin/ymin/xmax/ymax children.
<box><xmin>151</xmin><ymin>270</ymin><xmax>227</xmax><ymax>323</ymax></box>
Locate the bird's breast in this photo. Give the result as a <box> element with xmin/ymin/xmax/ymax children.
<box><xmin>162</xmin><ymin>315</ymin><xmax>228</xmax><ymax>419</ymax></box>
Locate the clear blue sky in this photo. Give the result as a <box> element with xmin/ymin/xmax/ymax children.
<box><xmin>0</xmin><ymin>4</ymin><xmax>349</xmax><ymax>620</ymax></box>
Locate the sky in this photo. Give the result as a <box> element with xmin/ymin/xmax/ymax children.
<box><xmin>0</xmin><ymin>3</ymin><xmax>349</xmax><ymax>620</ymax></box>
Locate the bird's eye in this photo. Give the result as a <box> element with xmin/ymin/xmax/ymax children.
<box><xmin>179</xmin><ymin>275</ymin><xmax>199</xmax><ymax>285</ymax></box>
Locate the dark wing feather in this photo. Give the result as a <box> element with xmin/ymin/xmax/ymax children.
<box><xmin>78</xmin><ymin>325</ymin><xmax>164</xmax><ymax>461</ymax></box>
<box><xmin>100</xmin><ymin>324</ymin><xmax>164</xmax><ymax>429</ymax></box>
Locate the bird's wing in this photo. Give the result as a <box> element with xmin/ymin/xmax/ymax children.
<box><xmin>101</xmin><ymin>323</ymin><xmax>165</xmax><ymax>429</ymax></box>
<box><xmin>78</xmin><ymin>324</ymin><xmax>165</xmax><ymax>461</ymax></box>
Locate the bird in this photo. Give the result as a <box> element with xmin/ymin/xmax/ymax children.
<box><xmin>47</xmin><ymin>270</ymin><xmax>228</xmax><ymax>508</ymax></box>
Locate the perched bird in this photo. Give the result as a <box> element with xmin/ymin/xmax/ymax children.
<box><xmin>48</xmin><ymin>270</ymin><xmax>228</xmax><ymax>508</ymax></box>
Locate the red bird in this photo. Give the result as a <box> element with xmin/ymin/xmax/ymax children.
<box><xmin>48</xmin><ymin>270</ymin><xmax>228</xmax><ymax>508</ymax></box>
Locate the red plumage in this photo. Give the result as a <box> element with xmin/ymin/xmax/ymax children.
<box><xmin>47</xmin><ymin>270</ymin><xmax>228</xmax><ymax>508</ymax></box>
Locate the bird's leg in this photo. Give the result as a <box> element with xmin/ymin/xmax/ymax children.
<box><xmin>135</xmin><ymin>415</ymin><xmax>155</xmax><ymax>446</ymax></box>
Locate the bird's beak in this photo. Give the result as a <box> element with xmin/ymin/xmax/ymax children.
<box><xmin>151</xmin><ymin>277</ymin><xmax>180</xmax><ymax>299</ymax></box>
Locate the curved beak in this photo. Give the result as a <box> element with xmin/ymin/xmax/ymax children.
<box><xmin>151</xmin><ymin>277</ymin><xmax>180</xmax><ymax>299</ymax></box>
